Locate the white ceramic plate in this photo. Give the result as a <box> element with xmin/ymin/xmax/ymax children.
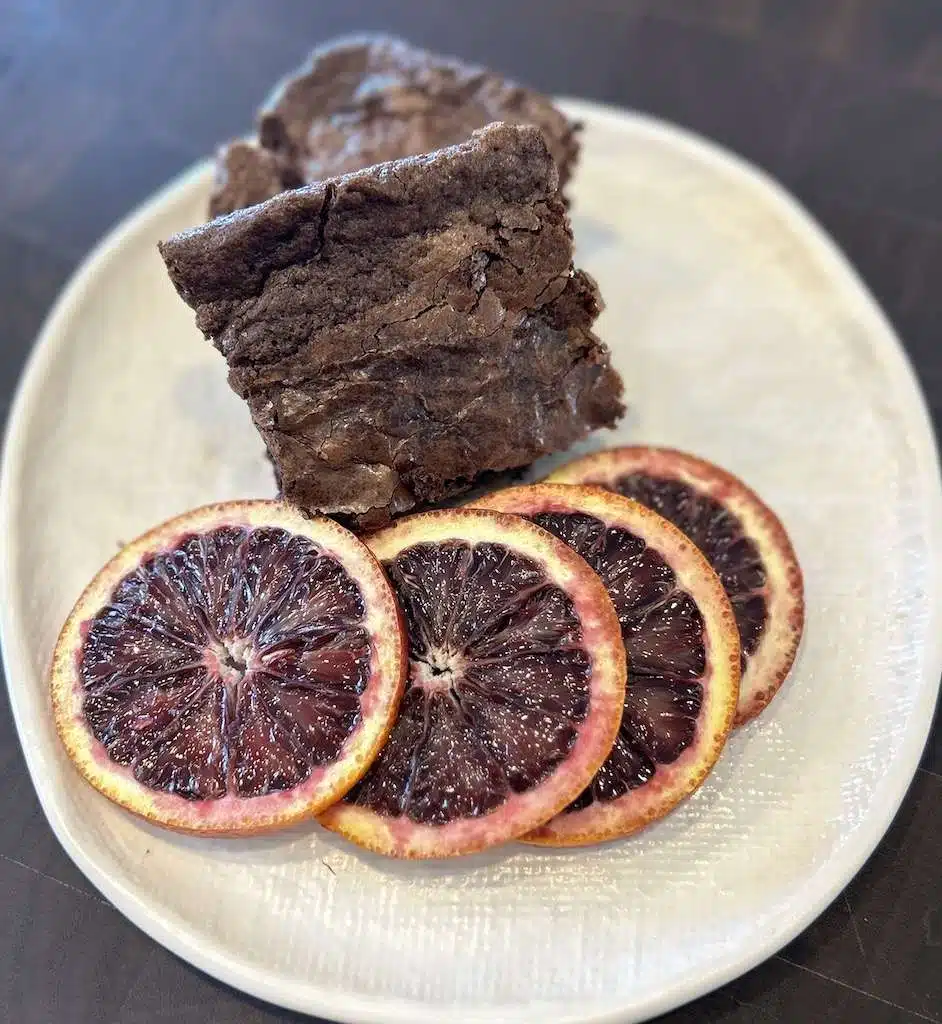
<box><xmin>3</xmin><ymin>100</ymin><xmax>941</xmax><ymax>1024</ymax></box>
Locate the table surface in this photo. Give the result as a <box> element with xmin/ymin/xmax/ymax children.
<box><xmin>1</xmin><ymin>2</ymin><xmax>940</xmax><ymax>1022</ymax></box>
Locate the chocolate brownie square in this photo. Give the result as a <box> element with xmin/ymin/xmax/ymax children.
<box><xmin>209</xmin><ymin>34</ymin><xmax>579</xmax><ymax>217</ymax></box>
<box><xmin>161</xmin><ymin>122</ymin><xmax>623</xmax><ymax>529</ymax></box>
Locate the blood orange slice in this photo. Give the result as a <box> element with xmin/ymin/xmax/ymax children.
<box><xmin>319</xmin><ymin>509</ymin><xmax>627</xmax><ymax>858</ymax></box>
<box><xmin>547</xmin><ymin>447</ymin><xmax>804</xmax><ymax>725</ymax></box>
<box><xmin>51</xmin><ymin>501</ymin><xmax>406</xmax><ymax>835</ymax></box>
<box><xmin>473</xmin><ymin>484</ymin><xmax>739</xmax><ymax>846</ymax></box>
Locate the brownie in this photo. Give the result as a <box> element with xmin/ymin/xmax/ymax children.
<box><xmin>209</xmin><ymin>34</ymin><xmax>580</xmax><ymax>217</ymax></box>
<box><xmin>161</xmin><ymin>122</ymin><xmax>624</xmax><ymax>529</ymax></box>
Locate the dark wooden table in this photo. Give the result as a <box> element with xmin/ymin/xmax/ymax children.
<box><xmin>1</xmin><ymin>2</ymin><xmax>940</xmax><ymax>1022</ymax></box>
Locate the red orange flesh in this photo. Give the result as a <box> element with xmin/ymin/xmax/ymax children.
<box><xmin>472</xmin><ymin>484</ymin><xmax>740</xmax><ymax>846</ymax></box>
<box><xmin>51</xmin><ymin>500</ymin><xmax>406</xmax><ymax>836</ymax></box>
<box><xmin>547</xmin><ymin>447</ymin><xmax>804</xmax><ymax>726</ymax></box>
<box><xmin>319</xmin><ymin>508</ymin><xmax>627</xmax><ymax>858</ymax></box>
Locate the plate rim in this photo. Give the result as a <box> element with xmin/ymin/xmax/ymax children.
<box><xmin>2</xmin><ymin>97</ymin><xmax>941</xmax><ymax>1024</ymax></box>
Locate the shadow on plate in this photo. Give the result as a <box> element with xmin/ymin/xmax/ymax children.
<box><xmin>571</xmin><ymin>213</ymin><xmax>621</xmax><ymax>263</ymax></box>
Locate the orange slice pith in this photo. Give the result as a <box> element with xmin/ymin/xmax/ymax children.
<box><xmin>547</xmin><ymin>447</ymin><xmax>804</xmax><ymax>726</ymax></box>
<box><xmin>472</xmin><ymin>485</ymin><xmax>740</xmax><ymax>847</ymax></box>
<box><xmin>318</xmin><ymin>508</ymin><xmax>627</xmax><ymax>858</ymax></box>
<box><xmin>51</xmin><ymin>500</ymin><xmax>406</xmax><ymax>836</ymax></box>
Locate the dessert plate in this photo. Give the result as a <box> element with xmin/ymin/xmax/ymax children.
<box><xmin>3</xmin><ymin>99</ymin><xmax>941</xmax><ymax>1024</ymax></box>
